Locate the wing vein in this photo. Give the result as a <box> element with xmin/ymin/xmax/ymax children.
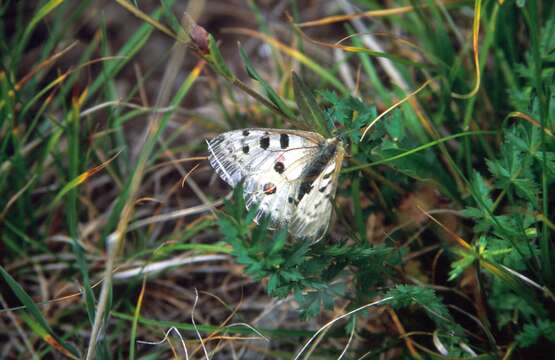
<box><xmin>206</xmin><ymin>140</ymin><xmax>234</xmax><ymax>184</ymax></box>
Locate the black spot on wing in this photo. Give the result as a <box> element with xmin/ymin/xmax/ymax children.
<box><xmin>274</xmin><ymin>161</ymin><xmax>284</xmax><ymax>174</ymax></box>
<box><xmin>280</xmin><ymin>134</ymin><xmax>289</xmax><ymax>149</ymax></box>
<box><xmin>242</xmin><ymin>145</ymin><xmax>249</xmax><ymax>154</ymax></box>
<box><xmin>298</xmin><ymin>182</ymin><xmax>313</xmax><ymax>201</ymax></box>
<box><xmin>242</xmin><ymin>130</ymin><xmax>250</xmax><ymax>136</ymax></box>
<box><xmin>260</xmin><ymin>136</ymin><xmax>270</xmax><ymax>150</ymax></box>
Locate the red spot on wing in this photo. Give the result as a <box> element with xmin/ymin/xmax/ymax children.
<box><xmin>263</xmin><ymin>183</ymin><xmax>277</xmax><ymax>195</ymax></box>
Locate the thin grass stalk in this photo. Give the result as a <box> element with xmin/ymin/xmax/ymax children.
<box><xmin>85</xmin><ymin>27</ymin><xmax>202</xmax><ymax>360</ymax></box>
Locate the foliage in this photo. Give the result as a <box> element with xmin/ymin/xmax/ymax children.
<box><xmin>451</xmin><ymin>121</ymin><xmax>554</xmax><ymax>348</ymax></box>
<box><xmin>218</xmin><ymin>185</ymin><xmax>400</xmax><ymax>318</ymax></box>
<box><xmin>516</xmin><ymin>319</ymin><xmax>555</xmax><ymax>347</ymax></box>
<box><xmin>386</xmin><ymin>285</ymin><xmax>467</xmax><ymax>356</ymax></box>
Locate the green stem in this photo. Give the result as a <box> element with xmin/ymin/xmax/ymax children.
<box><xmin>525</xmin><ymin>0</ymin><xmax>552</xmax><ymax>282</ymax></box>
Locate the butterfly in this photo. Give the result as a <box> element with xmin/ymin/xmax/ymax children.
<box><xmin>207</xmin><ymin>128</ymin><xmax>344</xmax><ymax>241</ymax></box>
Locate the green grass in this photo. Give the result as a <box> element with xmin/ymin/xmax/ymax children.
<box><xmin>1</xmin><ymin>0</ymin><xmax>554</xmax><ymax>358</ymax></box>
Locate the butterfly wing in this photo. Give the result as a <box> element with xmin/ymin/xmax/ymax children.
<box><xmin>207</xmin><ymin>128</ymin><xmax>325</xmax><ymax>228</ymax></box>
<box><xmin>290</xmin><ymin>142</ymin><xmax>344</xmax><ymax>241</ymax></box>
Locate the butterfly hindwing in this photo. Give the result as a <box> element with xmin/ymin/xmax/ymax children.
<box><xmin>290</xmin><ymin>142</ymin><xmax>344</xmax><ymax>240</ymax></box>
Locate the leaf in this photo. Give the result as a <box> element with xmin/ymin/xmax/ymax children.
<box><xmin>384</xmin><ymin>110</ymin><xmax>405</xmax><ymax>142</ymax></box>
<box><xmin>472</xmin><ymin>171</ymin><xmax>494</xmax><ymax>209</ymax></box>
<box><xmin>276</xmin><ymin>271</ymin><xmax>300</xmax><ymax>285</ymax></box>
<box><xmin>269</xmin><ymin>227</ymin><xmax>288</xmax><ymax>255</ymax></box>
<box><xmin>464</xmin><ymin>171</ymin><xmax>495</xmax><ymax>232</ymax></box>
<box><xmin>16</xmin><ymin>0</ymin><xmax>64</xmax><ymax>61</ymax></box>
<box><xmin>489</xmin><ymin>280</ymin><xmax>545</xmax><ymax>329</ymax></box>
<box><xmin>461</xmin><ymin>206</ymin><xmax>483</xmax><ymax>219</ymax></box>
<box><xmin>207</xmin><ymin>34</ymin><xmax>233</xmax><ymax>79</ymax></box>
<box><xmin>386</xmin><ymin>285</ymin><xmax>465</xmax><ymax>340</ymax></box>
<box><xmin>0</xmin><ymin>266</ymin><xmax>80</xmax><ymax>358</ymax></box>
<box><xmin>292</xmin><ymin>72</ymin><xmax>329</xmax><ymax>136</ymax></box>
<box><xmin>487</xmin><ymin>160</ymin><xmax>539</xmax><ymax>205</ymax></box>
<box><xmin>516</xmin><ymin>320</ymin><xmax>555</xmax><ymax>347</ymax></box>
<box><xmin>448</xmin><ymin>248</ymin><xmax>476</xmax><ymax>281</ymax></box>
<box><xmin>267</xmin><ymin>274</ymin><xmax>279</xmax><ymax>294</ymax></box>
<box><xmin>319</xmin><ymin>90</ymin><xmax>350</xmax><ymax>125</ymax></box>
<box><xmin>506</xmin><ymin>125</ymin><xmax>555</xmax><ymax>181</ymax></box>
<box><xmin>512</xmin><ymin>177</ymin><xmax>539</xmax><ymax>203</ymax></box>
<box><xmin>373</xmin><ymin>140</ymin><xmax>456</xmax><ymax>194</ymax></box>
<box><xmin>284</xmin><ymin>240</ymin><xmax>311</xmax><ymax>267</ymax></box>
<box><xmin>485</xmin><ymin>133</ymin><xmax>539</xmax><ymax>205</ymax></box>
<box><xmin>239</xmin><ymin>46</ymin><xmax>294</xmax><ymax>118</ymax></box>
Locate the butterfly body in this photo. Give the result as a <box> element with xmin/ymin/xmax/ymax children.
<box><xmin>207</xmin><ymin>128</ymin><xmax>344</xmax><ymax>241</ymax></box>
<box><xmin>296</xmin><ymin>137</ymin><xmax>340</xmax><ymax>203</ymax></box>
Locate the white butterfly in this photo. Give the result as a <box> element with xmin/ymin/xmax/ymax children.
<box><xmin>207</xmin><ymin>128</ymin><xmax>344</xmax><ymax>241</ymax></box>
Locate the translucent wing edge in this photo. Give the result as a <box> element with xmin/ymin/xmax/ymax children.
<box><xmin>206</xmin><ymin>139</ymin><xmax>236</xmax><ymax>186</ymax></box>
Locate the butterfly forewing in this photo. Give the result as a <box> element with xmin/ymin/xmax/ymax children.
<box><xmin>208</xmin><ymin>129</ymin><xmax>321</xmax><ymax>184</ymax></box>
<box><xmin>207</xmin><ymin>128</ymin><xmax>343</xmax><ymax>241</ymax></box>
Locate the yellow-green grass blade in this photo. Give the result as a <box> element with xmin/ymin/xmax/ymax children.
<box><xmin>0</xmin><ymin>266</ymin><xmax>80</xmax><ymax>358</ymax></box>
